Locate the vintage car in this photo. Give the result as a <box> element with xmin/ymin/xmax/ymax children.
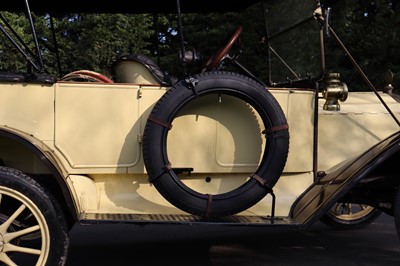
<box><xmin>0</xmin><ymin>0</ymin><xmax>399</xmax><ymax>265</ymax></box>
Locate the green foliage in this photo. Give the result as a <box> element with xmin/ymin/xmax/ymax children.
<box><xmin>261</xmin><ymin>0</ymin><xmax>323</xmax><ymax>85</ymax></box>
<box><xmin>1</xmin><ymin>12</ymin><xmax>155</xmax><ymax>78</ymax></box>
<box><xmin>323</xmin><ymin>0</ymin><xmax>400</xmax><ymax>91</ymax></box>
<box><xmin>43</xmin><ymin>13</ymin><xmax>155</xmax><ymax>77</ymax></box>
<box><xmin>0</xmin><ymin>12</ymin><xmax>36</xmax><ymax>72</ymax></box>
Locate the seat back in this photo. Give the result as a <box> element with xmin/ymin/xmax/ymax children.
<box><xmin>111</xmin><ymin>54</ymin><xmax>172</xmax><ymax>86</ymax></box>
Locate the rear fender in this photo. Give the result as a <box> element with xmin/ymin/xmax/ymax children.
<box><xmin>0</xmin><ymin>127</ymin><xmax>77</xmax><ymax>221</ymax></box>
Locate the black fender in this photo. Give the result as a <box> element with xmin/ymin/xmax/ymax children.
<box><xmin>395</xmin><ymin>184</ymin><xmax>400</xmax><ymax>239</ymax></box>
<box><xmin>0</xmin><ymin>127</ymin><xmax>78</xmax><ymax>222</ymax></box>
<box><xmin>291</xmin><ymin>130</ymin><xmax>400</xmax><ymax>227</ymax></box>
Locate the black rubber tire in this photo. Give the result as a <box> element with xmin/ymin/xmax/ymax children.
<box><xmin>320</xmin><ymin>203</ymin><xmax>382</xmax><ymax>230</ymax></box>
<box><xmin>0</xmin><ymin>166</ymin><xmax>69</xmax><ymax>265</ymax></box>
<box><xmin>395</xmin><ymin>186</ymin><xmax>400</xmax><ymax>240</ymax></box>
<box><xmin>143</xmin><ymin>71</ymin><xmax>289</xmax><ymax>217</ymax></box>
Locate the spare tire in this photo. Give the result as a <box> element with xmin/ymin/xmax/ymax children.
<box><xmin>143</xmin><ymin>71</ymin><xmax>289</xmax><ymax>217</ymax></box>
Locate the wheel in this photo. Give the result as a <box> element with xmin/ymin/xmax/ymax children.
<box><xmin>60</xmin><ymin>70</ymin><xmax>113</xmax><ymax>83</ymax></box>
<box><xmin>143</xmin><ymin>71</ymin><xmax>289</xmax><ymax>217</ymax></box>
<box><xmin>203</xmin><ymin>26</ymin><xmax>243</xmax><ymax>71</ymax></box>
<box><xmin>395</xmin><ymin>186</ymin><xmax>400</xmax><ymax>240</ymax></box>
<box><xmin>320</xmin><ymin>202</ymin><xmax>382</xmax><ymax>230</ymax></box>
<box><xmin>0</xmin><ymin>166</ymin><xmax>69</xmax><ymax>265</ymax></box>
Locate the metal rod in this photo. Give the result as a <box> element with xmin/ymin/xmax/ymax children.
<box><xmin>176</xmin><ymin>0</ymin><xmax>187</xmax><ymax>75</ymax></box>
<box><xmin>313</xmin><ymin>82</ymin><xmax>319</xmax><ymax>181</ymax></box>
<box><xmin>270</xmin><ymin>191</ymin><xmax>276</xmax><ymax>224</ymax></box>
<box><xmin>269</xmin><ymin>46</ymin><xmax>300</xmax><ymax>80</ymax></box>
<box><xmin>0</xmin><ymin>15</ymin><xmax>41</xmax><ymax>71</ymax></box>
<box><xmin>268</xmin><ymin>16</ymin><xmax>314</xmax><ymax>41</ymax></box>
<box><xmin>49</xmin><ymin>14</ymin><xmax>62</xmax><ymax>76</ymax></box>
<box><xmin>329</xmin><ymin>27</ymin><xmax>400</xmax><ymax>127</ymax></box>
<box><xmin>24</xmin><ymin>0</ymin><xmax>43</xmax><ymax>70</ymax></box>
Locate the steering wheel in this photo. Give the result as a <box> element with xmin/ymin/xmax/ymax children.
<box><xmin>203</xmin><ymin>26</ymin><xmax>243</xmax><ymax>71</ymax></box>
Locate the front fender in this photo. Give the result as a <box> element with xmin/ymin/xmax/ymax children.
<box><xmin>290</xmin><ymin>130</ymin><xmax>400</xmax><ymax>227</ymax></box>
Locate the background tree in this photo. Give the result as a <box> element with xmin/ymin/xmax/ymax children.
<box><xmin>0</xmin><ymin>0</ymin><xmax>399</xmax><ymax>92</ymax></box>
<box><xmin>323</xmin><ymin>0</ymin><xmax>400</xmax><ymax>91</ymax></box>
<box><xmin>38</xmin><ymin>13</ymin><xmax>155</xmax><ymax>77</ymax></box>
<box><xmin>0</xmin><ymin>12</ymin><xmax>35</xmax><ymax>72</ymax></box>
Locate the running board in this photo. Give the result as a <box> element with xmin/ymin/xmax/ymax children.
<box><xmin>290</xmin><ymin>131</ymin><xmax>400</xmax><ymax>228</ymax></box>
<box><xmin>79</xmin><ymin>132</ymin><xmax>400</xmax><ymax>229</ymax></box>
<box><xmin>79</xmin><ymin>213</ymin><xmax>298</xmax><ymax>227</ymax></box>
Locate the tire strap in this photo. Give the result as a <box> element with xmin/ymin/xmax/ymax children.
<box><xmin>205</xmin><ymin>194</ymin><xmax>213</xmax><ymax>218</ymax></box>
<box><xmin>262</xmin><ymin>124</ymin><xmax>289</xmax><ymax>134</ymax></box>
<box><xmin>148</xmin><ymin>115</ymin><xmax>172</xmax><ymax>130</ymax></box>
<box><xmin>148</xmin><ymin>163</ymin><xmax>172</xmax><ymax>182</ymax></box>
<box><xmin>251</xmin><ymin>174</ymin><xmax>273</xmax><ymax>193</ymax></box>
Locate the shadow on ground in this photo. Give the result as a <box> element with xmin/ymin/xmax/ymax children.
<box><xmin>66</xmin><ymin>214</ymin><xmax>399</xmax><ymax>266</ymax></box>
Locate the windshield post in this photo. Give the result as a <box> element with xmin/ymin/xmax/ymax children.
<box><xmin>25</xmin><ymin>0</ymin><xmax>43</xmax><ymax>69</ymax></box>
<box><xmin>176</xmin><ymin>0</ymin><xmax>187</xmax><ymax>76</ymax></box>
<box><xmin>313</xmin><ymin>0</ymin><xmax>326</xmax><ymax>82</ymax></box>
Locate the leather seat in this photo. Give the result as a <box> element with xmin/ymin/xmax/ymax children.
<box><xmin>111</xmin><ymin>54</ymin><xmax>174</xmax><ymax>86</ymax></box>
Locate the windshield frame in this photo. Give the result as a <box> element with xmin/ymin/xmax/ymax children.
<box><xmin>263</xmin><ymin>0</ymin><xmax>326</xmax><ymax>88</ymax></box>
